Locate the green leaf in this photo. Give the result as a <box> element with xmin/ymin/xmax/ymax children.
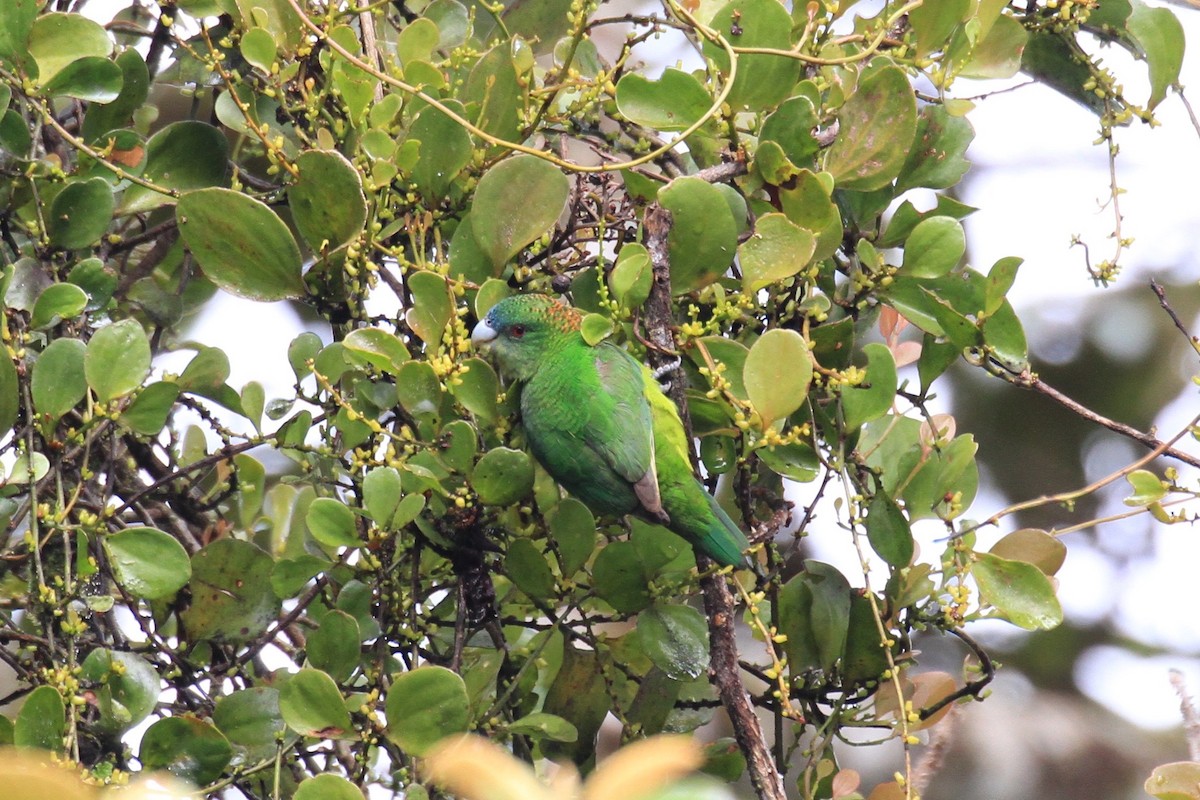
<box><xmin>181</xmin><ymin>539</ymin><xmax>281</xmax><ymax>643</ymax></box>
<box><xmin>824</xmin><ymin>66</ymin><xmax>918</xmax><ymax>191</ymax></box>
<box><xmin>658</xmin><ymin>177</ymin><xmax>738</xmax><ymax>294</ymax></box>
<box><xmin>313</xmin><ymin>343</ymin><xmax>350</xmax><ymax>386</ymax></box>
<box><xmin>471</xmin><ymin>155</ymin><xmax>569</xmax><ymax>270</ymax></box>
<box><xmin>989</xmin><ymin>529</ymin><xmax>1067</xmax><ymax>576</ymax></box>
<box><xmin>508</xmin><ymin>712</ymin><xmax>578</xmax><ymax>743</ymax></box>
<box><xmin>397</xmin><ymin>18</ymin><xmax>439</xmax><ymax>63</ymax></box>
<box><xmin>973</xmin><ymin>552</ymin><xmax>1063</xmax><ymax>630</ymax></box>
<box><xmin>841</xmin><ymin>593</ymin><xmax>891</xmax><ymax>685</ymax></box>
<box><xmin>140</xmin><ymin>716</ymin><xmax>233</xmax><ymax>786</ymax></box>
<box><xmin>344</xmin><ymin>328</ymin><xmax>410</xmax><ymax>374</ymax></box>
<box><xmin>103</xmin><ymin>527</ymin><xmax>191</xmax><ymax>600</ymax></box>
<box><xmin>405</xmin><ymin>270</ymin><xmax>453</xmax><ymax>348</ymax></box>
<box><xmin>241</xmin><ymin>381</ymin><xmax>264</xmax><ymax>432</ymax></box>
<box><xmin>27</xmin><ymin>12</ymin><xmax>112</xmax><ymax>84</ymax></box>
<box><xmin>295</xmin><ymin>775</ymin><xmax>367</xmax><ymax>800</ymax></box>
<box><xmin>901</xmin><ymin>217</ymin><xmax>965</xmax><ymax>278</ymax></box>
<box><xmin>580</xmin><ymin>313</ymin><xmax>613</xmax><ymax>346</ymax></box>
<box><xmin>0</xmin><ymin>0</ymin><xmax>38</xmax><ymax>68</ymax></box>
<box><xmin>308</xmin><ymin>610</ymin><xmax>361</xmax><ymax>683</ymax></box>
<box><xmin>909</xmin><ymin>0</ymin><xmax>971</xmax><ymax>57</ymax></box>
<box><xmin>8</xmin><ymin>453</ymin><xmax>49</xmax><ymax>485</ymax></box>
<box><xmin>761</xmin><ymin>96</ymin><xmax>821</xmax><ymax>165</ymax></box>
<box><xmin>289</xmin><ymin>150</ymin><xmax>367</xmax><ymax>253</ymax></box>
<box><xmin>638</xmin><ymin>604</ymin><xmax>709</xmax><ymax>681</ymax></box>
<box><xmin>778</xmin><ymin>170</ymin><xmax>842</xmax><ymax>261</ymax></box>
<box><xmin>81</xmin><ymin>649</ymin><xmax>160</xmax><ymax>736</ymax></box>
<box><xmin>865</xmin><ymin>492</ymin><xmax>913</xmax><ymax>568</ymax></box>
<box><xmin>615</xmin><ymin>68</ymin><xmax>713</xmax><ymax>131</ymax></box>
<box><xmin>437</xmin><ymin>419</ymin><xmax>477</xmax><ymax>474</ymax></box>
<box><xmin>840</xmin><ymin>343</ymin><xmax>897</xmax><ymax>430</ymax></box>
<box><xmin>1145</xmin><ymin>761</ymin><xmax>1200</xmax><ymax>800</ymax></box>
<box><xmin>959</xmin><ymin>14</ymin><xmax>1028</xmax><ymax>79</ymax></box>
<box><xmin>0</xmin><ymin>109</ymin><xmax>31</xmax><ymax>157</ymax></box>
<box><xmin>42</xmin><ymin>56</ymin><xmax>123</xmax><ymax>103</ymax></box>
<box><xmin>463</xmin><ymin>44</ymin><xmax>522</xmax><ymax>142</ymax></box>
<box><xmin>695</xmin><ymin>336</ymin><xmax>749</xmax><ymax>400</ymax></box>
<box><xmin>30</xmin><ymin>283</ymin><xmax>88</xmax><ymax>329</ymax></box>
<box><xmin>472</xmin><ymin>447</ymin><xmax>535</xmax><ymax>506</ymax></box>
<box><xmin>279</xmin><ymin>668</ymin><xmax>353</xmax><ymax>738</ymax></box>
<box><xmin>409</xmin><ymin>102</ymin><xmax>472</xmax><ymax>200</ymax></box>
<box><xmin>609</xmin><ymin>243</ymin><xmax>653</xmax><ymax>308</ymax></box>
<box><xmin>739</xmin><ymin>213</ymin><xmax>816</xmax><ymax>293</ymax></box>
<box><xmin>396</xmin><ymin>360</ymin><xmax>443</xmax><ymax>419</ymax></box>
<box><xmin>177</xmin><ymin>187</ymin><xmax>306</xmax><ymax>301</ymax></box>
<box><xmin>756</xmin><ymin>441</ymin><xmax>820</xmax><ymax>482</ymax></box>
<box><xmin>984</xmin><ymin>256</ymin><xmax>1023</xmax><ymax>315</ymax></box>
<box><xmin>32</xmin><ymin>339</ymin><xmax>86</xmax><ymax>421</ymax></box>
<box><xmin>450</xmin><ymin>357</ymin><xmax>499</xmax><ymax>424</ymax></box>
<box><xmin>541</xmin><ymin>644</ymin><xmax>610</xmax><ymax>765</ymax></box>
<box><xmin>119</xmin><ymin>382</ymin><xmax>179</xmax><ymax>437</ymax></box>
<box><xmin>288</xmin><ymin>331</ymin><xmax>323</xmax><ymax>379</ymax></box>
<box><xmin>504</xmin><ymin>538</ymin><xmax>556</xmax><ymax>600</ymax></box>
<box><xmin>363</xmin><ymin>466</ymin><xmax>403</xmax><ymax>527</ymax></box>
<box><xmin>67</xmin><ymin>259</ymin><xmax>115</xmax><ymax>313</ymax></box>
<box><xmin>547</xmin><ymin>498</ymin><xmax>596</xmax><ymax>575</ymax></box>
<box><xmin>14</xmin><ymin>686</ymin><xmax>65</xmax><ymax>751</ymax></box>
<box><xmin>214</xmin><ymin>688</ymin><xmax>285</xmax><ymax>753</ymax></box>
<box><xmin>902</xmin><ymin>433</ymin><xmax>978</xmax><ymax>521</ymax></box>
<box><xmin>777</xmin><ymin>561</ymin><xmax>851</xmax><ymax>673</ymax></box>
<box><xmin>178</xmin><ymin>347</ymin><xmax>230</xmax><ymax>395</ymax></box>
<box><xmin>121</xmin><ymin>121</ymin><xmax>230</xmax><ymax>213</ymax></box>
<box><xmin>306</xmin><ymin>497</ymin><xmax>362</xmax><ymax>548</ymax></box>
<box><xmin>916</xmin><ymin>286</ymin><xmax>981</xmax><ymax>350</ymax></box>
<box><xmin>448</xmin><ymin>213</ymin><xmax>496</xmax><ymax>284</ymax></box>
<box><xmin>272</xmin><ymin>554</ymin><xmax>329</xmax><ymax>598</ymax></box>
<box><xmin>82</xmin><ymin>49</ymin><xmax>150</xmax><ymax>141</ymax></box>
<box><xmin>703</xmin><ymin>0</ymin><xmax>800</xmax><ymax>110</ymax></box>
<box><xmin>85</xmin><ymin>318</ymin><xmax>151</xmax><ymax>402</ymax></box>
<box><xmin>895</xmin><ymin>106</ymin><xmax>974</xmax><ymax>193</ymax></box>
<box><xmin>1126</xmin><ymin>0</ymin><xmax>1185</xmax><ymax>110</ymax></box>
<box><xmin>1021</xmin><ymin>32</ymin><xmax>1108</xmax><ymax>117</ymax></box>
<box><xmin>743</xmin><ymin>329</ymin><xmax>811</xmax><ymax>427</ymax></box>
<box><xmin>593</xmin><ymin>541</ymin><xmax>650</xmax><ymax>614</ymax></box>
<box><xmin>981</xmin><ymin>300</ymin><xmax>1029</xmax><ymax>371</ymax></box>
<box><xmin>1124</xmin><ymin>469</ymin><xmax>1167</xmax><ymax>506</ymax></box>
<box><xmin>385</xmin><ymin>666</ymin><xmax>471</xmax><ymax>755</ymax></box>
<box><xmin>0</xmin><ymin>347</ymin><xmax>16</xmax><ymax>433</ymax></box>
<box><xmin>240</xmin><ymin>27</ymin><xmax>276</xmax><ymax>72</ymax></box>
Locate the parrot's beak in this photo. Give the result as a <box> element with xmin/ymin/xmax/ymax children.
<box><xmin>471</xmin><ymin>319</ymin><xmax>498</xmax><ymax>349</ymax></box>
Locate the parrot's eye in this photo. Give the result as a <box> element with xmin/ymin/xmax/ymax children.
<box><xmin>510</xmin><ymin>324</ymin><xmax>526</xmax><ymax>339</ymax></box>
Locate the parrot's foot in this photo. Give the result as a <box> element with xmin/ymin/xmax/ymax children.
<box><xmin>651</xmin><ymin>357</ymin><xmax>682</xmax><ymax>391</ymax></box>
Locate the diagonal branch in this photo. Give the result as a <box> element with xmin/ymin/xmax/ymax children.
<box><xmin>1005</xmin><ymin>370</ymin><xmax>1200</xmax><ymax>469</ymax></box>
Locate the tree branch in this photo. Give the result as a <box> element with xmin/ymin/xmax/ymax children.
<box><xmin>1007</xmin><ymin>371</ymin><xmax>1200</xmax><ymax>469</ymax></box>
<box><xmin>641</xmin><ymin>201</ymin><xmax>786</xmax><ymax>800</ymax></box>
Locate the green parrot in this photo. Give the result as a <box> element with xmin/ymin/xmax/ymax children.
<box><xmin>471</xmin><ymin>293</ymin><xmax>750</xmax><ymax>568</ymax></box>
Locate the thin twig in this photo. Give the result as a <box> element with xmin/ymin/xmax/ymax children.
<box><xmin>959</xmin><ymin>410</ymin><xmax>1200</xmax><ymax>536</ymax></box>
<box><xmin>1170</xmin><ymin>669</ymin><xmax>1200</xmax><ymax>761</ymax></box>
<box><xmin>356</xmin><ymin>0</ymin><xmax>385</xmax><ymax>104</ymax></box>
<box><xmin>1150</xmin><ymin>280</ymin><xmax>1200</xmax><ymax>360</ymax></box>
<box><xmin>1176</xmin><ymin>86</ymin><xmax>1200</xmax><ymax>143</ymax></box>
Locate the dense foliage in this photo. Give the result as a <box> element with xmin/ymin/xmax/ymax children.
<box><xmin>0</xmin><ymin>0</ymin><xmax>1192</xmax><ymax>798</ymax></box>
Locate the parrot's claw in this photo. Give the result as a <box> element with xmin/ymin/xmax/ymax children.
<box><xmin>652</xmin><ymin>357</ymin><xmax>682</xmax><ymax>391</ymax></box>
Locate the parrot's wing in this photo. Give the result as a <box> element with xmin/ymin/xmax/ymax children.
<box><xmin>588</xmin><ymin>344</ymin><xmax>668</xmax><ymax>522</ymax></box>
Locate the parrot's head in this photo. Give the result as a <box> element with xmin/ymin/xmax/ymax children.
<box><xmin>471</xmin><ymin>294</ymin><xmax>582</xmax><ymax>381</ymax></box>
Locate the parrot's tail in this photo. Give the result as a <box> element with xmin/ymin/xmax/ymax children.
<box><xmin>697</xmin><ymin>492</ymin><xmax>753</xmax><ymax>569</ymax></box>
